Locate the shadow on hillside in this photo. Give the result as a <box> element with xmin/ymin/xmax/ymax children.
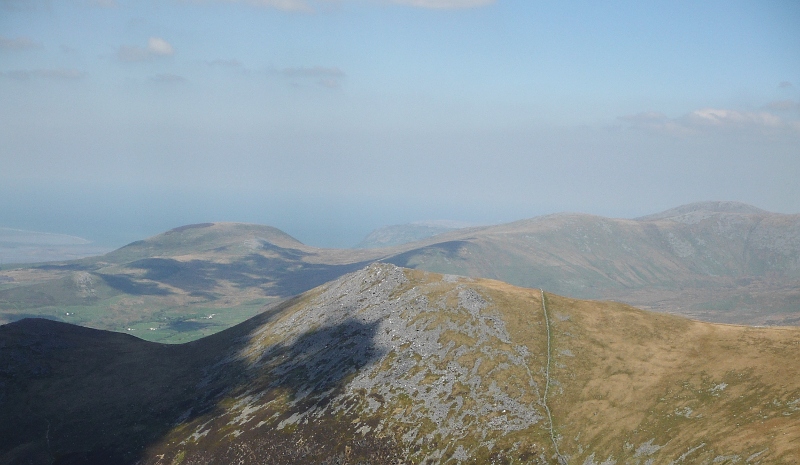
<box><xmin>234</xmin><ymin>317</ymin><xmax>386</xmax><ymax>397</ymax></box>
<box><xmin>161</xmin><ymin>315</ymin><xmax>394</xmax><ymax>464</ymax></box>
<box><xmin>34</xmin><ymin>263</ymin><xmax>92</xmax><ymax>271</ymax></box>
<box><xmin>384</xmin><ymin>240</ymin><xmax>471</xmax><ymax>268</ymax></box>
<box><xmin>0</xmin><ymin>305</ymin><xmax>390</xmax><ymax>464</ymax></box>
<box><xmin>96</xmin><ymin>273</ymin><xmax>173</xmax><ymax>296</ymax></box>
<box><xmin>126</xmin><ymin>254</ymin><xmax>372</xmax><ymax>297</ymax></box>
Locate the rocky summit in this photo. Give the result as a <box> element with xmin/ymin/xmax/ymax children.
<box><xmin>2</xmin><ymin>263</ymin><xmax>799</xmax><ymax>464</ymax></box>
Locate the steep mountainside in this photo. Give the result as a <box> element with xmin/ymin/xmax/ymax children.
<box><xmin>2</xmin><ymin>264</ymin><xmax>799</xmax><ymax>464</ymax></box>
<box><xmin>384</xmin><ymin>202</ymin><xmax>800</xmax><ymax>325</ymax></box>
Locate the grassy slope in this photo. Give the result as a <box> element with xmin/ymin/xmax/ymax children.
<box><xmin>394</xmin><ymin>210</ymin><xmax>800</xmax><ymax>289</ymax></box>
<box><xmin>385</xmin><ymin>208</ymin><xmax>800</xmax><ymax>325</ymax></box>
<box><xmin>5</xmin><ymin>264</ymin><xmax>796</xmax><ymax>464</ymax></box>
<box><xmin>544</xmin><ymin>293</ymin><xmax>800</xmax><ymax>463</ymax></box>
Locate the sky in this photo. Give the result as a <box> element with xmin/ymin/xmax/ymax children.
<box><xmin>1</xmin><ymin>0</ymin><xmax>799</xmax><ymax>248</ymax></box>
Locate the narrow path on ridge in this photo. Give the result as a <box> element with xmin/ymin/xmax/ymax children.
<box><xmin>541</xmin><ymin>289</ymin><xmax>566</xmax><ymax>464</ymax></box>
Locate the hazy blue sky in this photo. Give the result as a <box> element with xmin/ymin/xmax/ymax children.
<box><xmin>2</xmin><ymin>0</ymin><xmax>799</xmax><ymax>247</ymax></box>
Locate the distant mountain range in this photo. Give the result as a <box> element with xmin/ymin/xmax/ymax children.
<box><xmin>382</xmin><ymin>201</ymin><xmax>800</xmax><ymax>325</ymax></box>
<box><xmin>1</xmin><ymin>201</ymin><xmax>798</xmax><ymax>342</ymax></box>
<box><xmin>3</xmin><ymin>265</ymin><xmax>799</xmax><ymax>464</ymax></box>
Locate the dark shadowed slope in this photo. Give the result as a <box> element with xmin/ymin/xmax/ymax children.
<box><xmin>2</xmin><ymin>264</ymin><xmax>799</xmax><ymax>464</ymax></box>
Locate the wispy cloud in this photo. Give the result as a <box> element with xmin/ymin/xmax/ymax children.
<box><xmin>0</xmin><ymin>35</ymin><xmax>42</xmax><ymax>51</ymax></box>
<box><xmin>203</xmin><ymin>0</ymin><xmax>494</xmax><ymax>12</ymax></box>
<box><xmin>620</xmin><ymin>106</ymin><xmax>800</xmax><ymax>135</ymax></box>
<box><xmin>206</xmin><ymin>58</ymin><xmax>243</xmax><ymax>68</ymax></box>
<box><xmin>779</xmin><ymin>81</ymin><xmax>793</xmax><ymax>89</ymax></box>
<box><xmin>279</xmin><ymin>66</ymin><xmax>344</xmax><ymax>78</ymax></box>
<box><xmin>686</xmin><ymin>108</ymin><xmax>783</xmax><ymax>128</ymax></box>
<box><xmin>117</xmin><ymin>37</ymin><xmax>174</xmax><ymax>62</ymax></box>
<box><xmin>1</xmin><ymin>68</ymin><xmax>86</xmax><ymax>80</ymax></box>
<box><xmin>151</xmin><ymin>73</ymin><xmax>187</xmax><ymax>84</ymax></box>
<box><xmin>274</xmin><ymin>65</ymin><xmax>345</xmax><ymax>88</ymax></box>
<box><xmin>390</xmin><ymin>0</ymin><xmax>495</xmax><ymax>9</ymax></box>
<box><xmin>207</xmin><ymin>0</ymin><xmax>314</xmax><ymax>13</ymax></box>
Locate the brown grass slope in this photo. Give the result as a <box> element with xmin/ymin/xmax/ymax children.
<box><xmin>3</xmin><ymin>264</ymin><xmax>798</xmax><ymax>464</ymax></box>
<box><xmin>542</xmin><ymin>293</ymin><xmax>800</xmax><ymax>464</ymax></box>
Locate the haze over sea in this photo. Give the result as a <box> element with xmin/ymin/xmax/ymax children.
<box><xmin>2</xmin><ymin>1</ymin><xmax>798</xmax><ymax>247</ymax></box>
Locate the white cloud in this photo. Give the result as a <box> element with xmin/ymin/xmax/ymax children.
<box><xmin>620</xmin><ymin>106</ymin><xmax>799</xmax><ymax>135</ymax></box>
<box><xmin>0</xmin><ymin>35</ymin><xmax>41</xmax><ymax>51</ymax></box>
<box><xmin>686</xmin><ymin>108</ymin><xmax>783</xmax><ymax>128</ymax></box>
<box><xmin>210</xmin><ymin>0</ymin><xmax>314</xmax><ymax>12</ymax></box>
<box><xmin>1</xmin><ymin>68</ymin><xmax>86</xmax><ymax>80</ymax></box>
<box><xmin>147</xmin><ymin>37</ymin><xmax>174</xmax><ymax>56</ymax></box>
<box><xmin>390</xmin><ymin>0</ymin><xmax>495</xmax><ymax>9</ymax></box>
<box><xmin>205</xmin><ymin>0</ymin><xmax>495</xmax><ymax>12</ymax></box>
<box><xmin>117</xmin><ymin>37</ymin><xmax>174</xmax><ymax>62</ymax></box>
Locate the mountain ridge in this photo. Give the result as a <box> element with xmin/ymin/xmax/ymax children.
<box><xmin>1</xmin><ymin>201</ymin><xmax>798</xmax><ymax>341</ymax></box>
<box><xmin>635</xmin><ymin>200</ymin><xmax>770</xmax><ymax>222</ymax></box>
<box><xmin>2</xmin><ymin>264</ymin><xmax>799</xmax><ymax>464</ymax></box>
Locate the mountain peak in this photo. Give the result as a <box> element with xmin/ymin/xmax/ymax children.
<box><xmin>635</xmin><ymin>201</ymin><xmax>769</xmax><ymax>222</ymax></box>
<box><xmin>100</xmin><ymin>222</ymin><xmax>306</xmax><ymax>263</ymax></box>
